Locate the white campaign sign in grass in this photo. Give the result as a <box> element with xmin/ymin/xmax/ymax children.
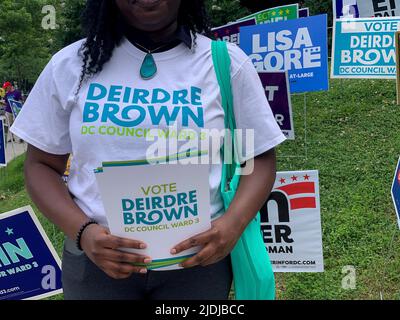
<box><xmin>260</xmin><ymin>170</ymin><xmax>324</xmax><ymax>273</ymax></box>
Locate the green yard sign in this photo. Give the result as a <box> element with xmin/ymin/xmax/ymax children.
<box><xmin>239</xmin><ymin>4</ymin><xmax>299</xmax><ymax>24</ymax></box>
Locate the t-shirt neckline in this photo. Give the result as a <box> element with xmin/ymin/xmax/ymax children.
<box><xmin>120</xmin><ymin>37</ymin><xmax>189</xmax><ymax>61</ymax></box>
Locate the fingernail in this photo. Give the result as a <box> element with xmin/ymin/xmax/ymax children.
<box><xmin>171</xmin><ymin>249</ymin><xmax>177</xmax><ymax>254</ymax></box>
<box><xmin>140</xmin><ymin>243</ymin><xmax>147</xmax><ymax>249</ymax></box>
<box><xmin>140</xmin><ymin>268</ymin><xmax>147</xmax><ymax>274</ymax></box>
<box><xmin>144</xmin><ymin>258</ymin><xmax>152</xmax><ymax>264</ymax></box>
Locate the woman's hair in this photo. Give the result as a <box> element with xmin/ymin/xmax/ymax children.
<box><xmin>77</xmin><ymin>0</ymin><xmax>212</xmax><ymax>93</ymax></box>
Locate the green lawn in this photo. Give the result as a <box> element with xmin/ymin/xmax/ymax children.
<box><xmin>276</xmin><ymin>78</ymin><xmax>400</xmax><ymax>300</ymax></box>
<box><xmin>1</xmin><ymin>78</ymin><xmax>400</xmax><ymax>300</ymax></box>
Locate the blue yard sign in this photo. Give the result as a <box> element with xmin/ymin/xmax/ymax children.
<box><xmin>240</xmin><ymin>14</ymin><xmax>329</xmax><ymax>93</ymax></box>
<box><xmin>8</xmin><ymin>99</ymin><xmax>23</xmax><ymax>119</ymax></box>
<box><xmin>331</xmin><ymin>17</ymin><xmax>400</xmax><ymax>79</ymax></box>
<box><xmin>0</xmin><ymin>119</ymin><xmax>5</xmax><ymax>167</ymax></box>
<box><xmin>391</xmin><ymin>157</ymin><xmax>400</xmax><ymax>229</ymax></box>
<box><xmin>0</xmin><ymin>206</ymin><xmax>62</xmax><ymax>300</ymax></box>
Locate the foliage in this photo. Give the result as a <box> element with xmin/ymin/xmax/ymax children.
<box><xmin>207</xmin><ymin>0</ymin><xmax>250</xmax><ymax>27</ymax></box>
<box><xmin>0</xmin><ymin>0</ymin><xmax>62</xmax><ymax>91</ymax></box>
<box><xmin>56</xmin><ymin>0</ymin><xmax>86</xmax><ymax>48</ymax></box>
<box><xmin>303</xmin><ymin>0</ymin><xmax>333</xmax><ymax>24</ymax></box>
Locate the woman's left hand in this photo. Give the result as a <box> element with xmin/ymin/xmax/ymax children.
<box><xmin>171</xmin><ymin>215</ymin><xmax>244</xmax><ymax>268</ymax></box>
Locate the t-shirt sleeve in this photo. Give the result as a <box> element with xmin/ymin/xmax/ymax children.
<box><xmin>10</xmin><ymin>59</ymin><xmax>72</xmax><ymax>155</ymax></box>
<box><xmin>230</xmin><ymin>47</ymin><xmax>286</xmax><ymax>163</ymax></box>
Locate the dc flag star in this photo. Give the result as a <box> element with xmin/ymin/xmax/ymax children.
<box><xmin>276</xmin><ymin>174</ymin><xmax>317</xmax><ymax>210</ymax></box>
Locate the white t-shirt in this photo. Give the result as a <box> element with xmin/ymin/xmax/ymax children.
<box><xmin>11</xmin><ymin>34</ymin><xmax>286</xmax><ymax>226</ymax></box>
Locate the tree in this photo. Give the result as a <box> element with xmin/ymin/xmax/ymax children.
<box><xmin>240</xmin><ymin>0</ymin><xmax>299</xmax><ymax>12</ymax></box>
<box><xmin>207</xmin><ymin>0</ymin><xmax>250</xmax><ymax>27</ymax></box>
<box><xmin>0</xmin><ymin>0</ymin><xmax>61</xmax><ymax>90</ymax></box>
<box><xmin>303</xmin><ymin>0</ymin><xmax>332</xmax><ymax>24</ymax></box>
<box><xmin>56</xmin><ymin>0</ymin><xmax>86</xmax><ymax>48</ymax></box>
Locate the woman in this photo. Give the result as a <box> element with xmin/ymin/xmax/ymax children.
<box><xmin>11</xmin><ymin>0</ymin><xmax>285</xmax><ymax>300</ymax></box>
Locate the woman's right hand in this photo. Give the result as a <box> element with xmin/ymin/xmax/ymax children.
<box><xmin>80</xmin><ymin>224</ymin><xmax>151</xmax><ymax>279</ymax></box>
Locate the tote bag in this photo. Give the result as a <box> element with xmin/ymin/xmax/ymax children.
<box><xmin>211</xmin><ymin>40</ymin><xmax>275</xmax><ymax>300</ymax></box>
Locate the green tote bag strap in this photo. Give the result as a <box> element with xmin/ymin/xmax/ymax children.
<box><xmin>211</xmin><ymin>40</ymin><xmax>238</xmax><ymax>185</ymax></box>
<box><xmin>211</xmin><ymin>40</ymin><xmax>275</xmax><ymax>300</ymax></box>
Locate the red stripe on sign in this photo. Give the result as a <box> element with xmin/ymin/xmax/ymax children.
<box><xmin>290</xmin><ymin>197</ymin><xmax>317</xmax><ymax>210</ymax></box>
<box><xmin>277</xmin><ymin>182</ymin><xmax>315</xmax><ymax>196</ymax></box>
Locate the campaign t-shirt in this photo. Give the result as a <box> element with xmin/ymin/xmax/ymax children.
<box><xmin>11</xmin><ymin>34</ymin><xmax>286</xmax><ymax>226</ymax></box>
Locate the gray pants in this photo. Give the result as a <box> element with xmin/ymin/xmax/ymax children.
<box><xmin>62</xmin><ymin>238</ymin><xmax>233</xmax><ymax>300</ymax></box>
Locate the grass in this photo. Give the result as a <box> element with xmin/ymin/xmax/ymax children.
<box><xmin>1</xmin><ymin>78</ymin><xmax>400</xmax><ymax>300</ymax></box>
<box><xmin>275</xmin><ymin>78</ymin><xmax>400</xmax><ymax>300</ymax></box>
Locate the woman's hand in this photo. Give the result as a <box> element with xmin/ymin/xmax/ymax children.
<box><xmin>170</xmin><ymin>215</ymin><xmax>244</xmax><ymax>268</ymax></box>
<box><xmin>80</xmin><ymin>224</ymin><xmax>152</xmax><ymax>279</ymax></box>
<box><xmin>171</xmin><ymin>150</ymin><xmax>277</xmax><ymax>269</ymax></box>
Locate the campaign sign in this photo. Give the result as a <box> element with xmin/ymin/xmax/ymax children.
<box><xmin>258</xmin><ymin>72</ymin><xmax>294</xmax><ymax>140</ymax></box>
<box><xmin>8</xmin><ymin>99</ymin><xmax>22</xmax><ymax>119</ymax></box>
<box><xmin>238</xmin><ymin>4</ymin><xmax>299</xmax><ymax>24</ymax></box>
<box><xmin>212</xmin><ymin>19</ymin><xmax>256</xmax><ymax>46</ymax></box>
<box><xmin>0</xmin><ymin>206</ymin><xmax>62</xmax><ymax>300</ymax></box>
<box><xmin>332</xmin><ymin>17</ymin><xmax>400</xmax><ymax>79</ymax></box>
<box><xmin>299</xmin><ymin>8</ymin><xmax>310</xmax><ymax>18</ymax></box>
<box><xmin>240</xmin><ymin>14</ymin><xmax>329</xmax><ymax>93</ymax></box>
<box><xmin>260</xmin><ymin>171</ymin><xmax>324</xmax><ymax>272</ymax></box>
<box><xmin>391</xmin><ymin>157</ymin><xmax>400</xmax><ymax>229</ymax></box>
<box><xmin>358</xmin><ymin>0</ymin><xmax>400</xmax><ymax>18</ymax></box>
<box><xmin>0</xmin><ymin>119</ymin><xmax>5</xmax><ymax>167</ymax></box>
<box><xmin>96</xmin><ymin>158</ymin><xmax>211</xmax><ymax>271</ymax></box>
<box><xmin>334</xmin><ymin>0</ymin><xmax>359</xmax><ymax>19</ymax></box>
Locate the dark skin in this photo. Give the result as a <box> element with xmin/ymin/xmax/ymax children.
<box><xmin>117</xmin><ymin>0</ymin><xmax>181</xmax><ymax>42</ymax></box>
<box><xmin>24</xmin><ymin>0</ymin><xmax>278</xmax><ymax>279</ymax></box>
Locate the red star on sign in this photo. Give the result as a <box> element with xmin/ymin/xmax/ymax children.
<box><xmin>225</xmin><ymin>29</ymin><xmax>230</xmax><ymax>34</ymax></box>
<box><xmin>303</xmin><ymin>174</ymin><xmax>310</xmax><ymax>180</ymax></box>
<box><xmin>397</xmin><ymin>171</ymin><xmax>400</xmax><ymax>184</ymax></box>
<box><xmin>291</xmin><ymin>175</ymin><xmax>298</xmax><ymax>182</ymax></box>
<box><xmin>280</xmin><ymin>178</ymin><xmax>286</xmax><ymax>184</ymax></box>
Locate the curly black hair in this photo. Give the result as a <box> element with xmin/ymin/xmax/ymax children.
<box><xmin>77</xmin><ymin>0</ymin><xmax>212</xmax><ymax>93</ymax></box>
